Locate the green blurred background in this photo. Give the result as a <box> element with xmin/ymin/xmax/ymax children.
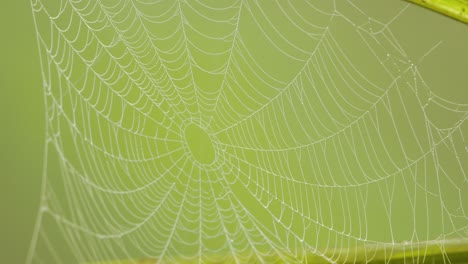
<box><xmin>1</xmin><ymin>0</ymin><xmax>467</xmax><ymax>263</ymax></box>
<box><xmin>1</xmin><ymin>0</ymin><xmax>43</xmax><ymax>263</ymax></box>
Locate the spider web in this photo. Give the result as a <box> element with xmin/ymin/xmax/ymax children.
<box><xmin>27</xmin><ymin>0</ymin><xmax>468</xmax><ymax>263</ymax></box>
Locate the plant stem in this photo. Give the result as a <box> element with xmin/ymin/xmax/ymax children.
<box><xmin>405</xmin><ymin>0</ymin><xmax>468</xmax><ymax>24</ymax></box>
<box><xmin>88</xmin><ymin>238</ymin><xmax>468</xmax><ymax>263</ymax></box>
